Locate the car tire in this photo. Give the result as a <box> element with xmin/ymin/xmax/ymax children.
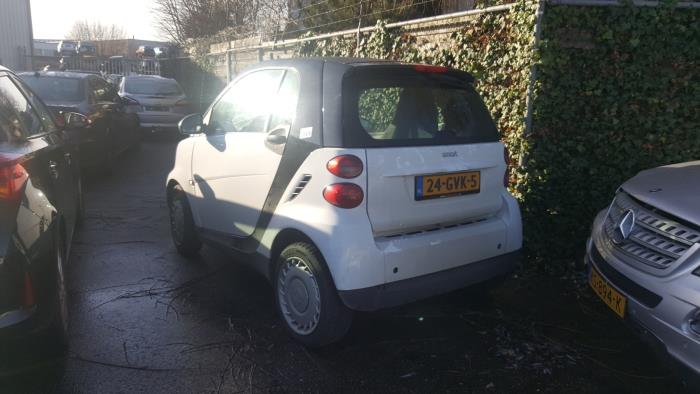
<box><xmin>275</xmin><ymin>242</ymin><xmax>353</xmax><ymax>347</ymax></box>
<box><xmin>44</xmin><ymin>230</ymin><xmax>70</xmax><ymax>354</ymax></box>
<box><xmin>168</xmin><ymin>185</ymin><xmax>202</xmax><ymax>258</ymax></box>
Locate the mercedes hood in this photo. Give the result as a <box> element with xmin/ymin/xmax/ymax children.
<box><xmin>622</xmin><ymin>161</ymin><xmax>700</xmax><ymax>227</ymax></box>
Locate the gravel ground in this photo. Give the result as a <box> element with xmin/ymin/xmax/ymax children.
<box><xmin>0</xmin><ymin>139</ymin><xmax>688</xmax><ymax>393</ymax></box>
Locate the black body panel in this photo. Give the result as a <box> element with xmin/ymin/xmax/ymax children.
<box><xmin>0</xmin><ymin>66</ymin><xmax>80</xmax><ymax>337</ymax></box>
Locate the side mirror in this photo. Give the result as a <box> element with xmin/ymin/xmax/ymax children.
<box><xmin>179</xmin><ymin>113</ymin><xmax>203</xmax><ymax>135</ymax></box>
<box><xmin>64</xmin><ymin>112</ymin><xmax>89</xmax><ymax>129</ymax></box>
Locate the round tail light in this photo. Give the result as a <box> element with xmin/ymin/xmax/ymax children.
<box><xmin>327</xmin><ymin>155</ymin><xmax>363</xmax><ymax>179</ymax></box>
<box><xmin>323</xmin><ymin>183</ymin><xmax>364</xmax><ymax>209</ymax></box>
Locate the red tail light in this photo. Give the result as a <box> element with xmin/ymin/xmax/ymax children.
<box><xmin>503</xmin><ymin>146</ymin><xmax>511</xmax><ymax>188</ymax></box>
<box><xmin>323</xmin><ymin>183</ymin><xmax>364</xmax><ymax>209</ymax></box>
<box><xmin>23</xmin><ymin>272</ymin><xmax>35</xmax><ymax>307</ymax></box>
<box><xmin>55</xmin><ymin>113</ymin><xmax>66</xmax><ymax>128</ymax></box>
<box><xmin>0</xmin><ymin>155</ymin><xmax>28</xmax><ymax>201</ymax></box>
<box><xmin>414</xmin><ymin>65</ymin><xmax>449</xmax><ymax>73</ymax></box>
<box><xmin>327</xmin><ymin>155</ymin><xmax>363</xmax><ymax>179</ymax></box>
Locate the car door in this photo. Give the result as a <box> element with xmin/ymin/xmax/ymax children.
<box><xmin>190</xmin><ymin>68</ymin><xmax>300</xmax><ymax>237</ymax></box>
<box><xmin>0</xmin><ymin>73</ymin><xmax>76</xmax><ymax>246</ymax></box>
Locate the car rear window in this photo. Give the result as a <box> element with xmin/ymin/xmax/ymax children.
<box><xmin>21</xmin><ymin>76</ymin><xmax>85</xmax><ymax>102</ymax></box>
<box><xmin>125</xmin><ymin>78</ymin><xmax>182</xmax><ymax>96</ymax></box>
<box><xmin>342</xmin><ymin>67</ymin><xmax>500</xmax><ymax>147</ymax></box>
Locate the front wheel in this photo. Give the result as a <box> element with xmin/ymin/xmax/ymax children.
<box><xmin>168</xmin><ymin>185</ymin><xmax>202</xmax><ymax>257</ymax></box>
<box><xmin>275</xmin><ymin>243</ymin><xmax>353</xmax><ymax>347</ymax></box>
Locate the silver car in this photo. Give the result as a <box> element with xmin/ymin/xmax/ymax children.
<box><xmin>119</xmin><ymin>75</ymin><xmax>191</xmax><ymax>132</ymax></box>
<box><xmin>586</xmin><ymin>161</ymin><xmax>700</xmax><ymax>381</ymax></box>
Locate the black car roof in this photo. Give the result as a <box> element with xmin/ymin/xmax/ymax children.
<box><xmin>18</xmin><ymin>70</ymin><xmax>95</xmax><ymax>79</ymax></box>
<box><xmin>246</xmin><ymin>57</ymin><xmax>409</xmax><ymax>69</ymax></box>
<box><xmin>244</xmin><ymin>57</ymin><xmax>472</xmax><ymax>81</ymax></box>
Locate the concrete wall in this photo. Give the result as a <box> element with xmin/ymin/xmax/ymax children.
<box><xmin>0</xmin><ymin>0</ymin><xmax>33</xmax><ymax>71</ymax></box>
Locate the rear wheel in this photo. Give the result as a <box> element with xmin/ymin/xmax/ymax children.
<box><xmin>168</xmin><ymin>185</ymin><xmax>202</xmax><ymax>257</ymax></box>
<box><xmin>275</xmin><ymin>242</ymin><xmax>352</xmax><ymax>347</ymax></box>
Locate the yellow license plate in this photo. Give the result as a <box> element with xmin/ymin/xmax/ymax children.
<box><xmin>590</xmin><ymin>267</ymin><xmax>627</xmax><ymax>318</ymax></box>
<box><xmin>415</xmin><ymin>171</ymin><xmax>480</xmax><ymax>200</ymax></box>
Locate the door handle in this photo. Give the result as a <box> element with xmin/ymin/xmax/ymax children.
<box><xmin>49</xmin><ymin>161</ymin><xmax>59</xmax><ymax>179</ymax></box>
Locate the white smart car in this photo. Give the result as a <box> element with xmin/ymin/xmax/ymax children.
<box><xmin>166</xmin><ymin>58</ymin><xmax>522</xmax><ymax>346</ymax></box>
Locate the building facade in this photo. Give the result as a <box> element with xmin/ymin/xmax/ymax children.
<box><xmin>0</xmin><ymin>0</ymin><xmax>33</xmax><ymax>70</ymax></box>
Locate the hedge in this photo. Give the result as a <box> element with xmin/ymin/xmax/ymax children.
<box><xmin>295</xmin><ymin>1</ymin><xmax>699</xmax><ymax>272</ymax></box>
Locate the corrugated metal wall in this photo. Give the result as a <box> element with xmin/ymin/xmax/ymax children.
<box><xmin>0</xmin><ymin>0</ymin><xmax>33</xmax><ymax>71</ymax></box>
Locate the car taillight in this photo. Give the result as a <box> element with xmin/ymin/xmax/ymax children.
<box><xmin>414</xmin><ymin>65</ymin><xmax>450</xmax><ymax>73</ymax></box>
<box><xmin>323</xmin><ymin>183</ymin><xmax>364</xmax><ymax>209</ymax></box>
<box><xmin>55</xmin><ymin>113</ymin><xmax>66</xmax><ymax>128</ymax></box>
<box><xmin>0</xmin><ymin>155</ymin><xmax>28</xmax><ymax>201</ymax></box>
<box><xmin>174</xmin><ymin>99</ymin><xmax>190</xmax><ymax>107</ymax></box>
<box><xmin>327</xmin><ymin>155</ymin><xmax>363</xmax><ymax>179</ymax></box>
<box><xmin>503</xmin><ymin>146</ymin><xmax>511</xmax><ymax>188</ymax></box>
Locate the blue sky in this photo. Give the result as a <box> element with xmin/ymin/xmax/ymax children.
<box><xmin>31</xmin><ymin>0</ymin><xmax>161</xmax><ymax>40</ymax></box>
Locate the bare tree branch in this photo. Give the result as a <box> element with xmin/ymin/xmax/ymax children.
<box><xmin>66</xmin><ymin>20</ymin><xmax>127</xmax><ymax>41</ymax></box>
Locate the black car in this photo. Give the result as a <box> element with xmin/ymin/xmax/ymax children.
<box><xmin>0</xmin><ymin>65</ymin><xmax>83</xmax><ymax>351</ymax></box>
<box><xmin>19</xmin><ymin>71</ymin><xmax>140</xmax><ymax>169</ymax></box>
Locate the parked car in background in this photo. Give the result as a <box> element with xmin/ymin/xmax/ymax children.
<box><xmin>167</xmin><ymin>59</ymin><xmax>522</xmax><ymax>347</ymax></box>
<box><xmin>119</xmin><ymin>75</ymin><xmax>191</xmax><ymax>134</ymax></box>
<box><xmin>0</xmin><ymin>65</ymin><xmax>83</xmax><ymax>352</ymax></box>
<box><xmin>135</xmin><ymin>46</ymin><xmax>156</xmax><ymax>59</ymax></box>
<box><xmin>76</xmin><ymin>41</ymin><xmax>96</xmax><ymax>56</ymax></box>
<box><xmin>19</xmin><ymin>71</ymin><xmax>140</xmax><ymax>169</ymax></box>
<box><xmin>586</xmin><ymin>162</ymin><xmax>700</xmax><ymax>383</ymax></box>
<box><xmin>56</xmin><ymin>40</ymin><xmax>77</xmax><ymax>56</ymax></box>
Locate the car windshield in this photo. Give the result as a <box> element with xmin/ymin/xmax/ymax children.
<box><xmin>125</xmin><ymin>78</ymin><xmax>182</xmax><ymax>96</ymax></box>
<box><xmin>342</xmin><ymin>67</ymin><xmax>500</xmax><ymax>147</ymax></box>
<box><xmin>20</xmin><ymin>76</ymin><xmax>85</xmax><ymax>102</ymax></box>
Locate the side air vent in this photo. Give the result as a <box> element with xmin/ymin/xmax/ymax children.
<box><xmin>289</xmin><ymin>174</ymin><xmax>312</xmax><ymax>201</ymax></box>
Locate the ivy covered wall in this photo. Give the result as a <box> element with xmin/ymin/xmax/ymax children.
<box><xmin>526</xmin><ymin>4</ymin><xmax>700</xmax><ymax>269</ymax></box>
<box><xmin>295</xmin><ymin>1</ymin><xmax>699</xmax><ymax>271</ymax></box>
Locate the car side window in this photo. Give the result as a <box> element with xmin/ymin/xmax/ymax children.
<box><xmin>12</xmin><ymin>76</ymin><xmax>58</xmax><ymax>135</ymax></box>
<box><xmin>0</xmin><ymin>75</ymin><xmax>49</xmax><ymax>138</ymax></box>
<box><xmin>268</xmin><ymin>70</ymin><xmax>300</xmax><ymax>132</ymax></box>
<box><xmin>207</xmin><ymin>69</ymin><xmax>284</xmax><ymax>134</ymax></box>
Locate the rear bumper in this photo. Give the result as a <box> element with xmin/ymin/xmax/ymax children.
<box><xmin>137</xmin><ymin>111</ymin><xmax>186</xmax><ymax>129</ymax></box>
<box><xmin>338</xmin><ymin>250</ymin><xmax>519</xmax><ymax>311</ymax></box>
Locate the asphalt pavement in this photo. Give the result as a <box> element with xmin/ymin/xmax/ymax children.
<box><xmin>0</xmin><ymin>139</ymin><xmax>687</xmax><ymax>393</ymax></box>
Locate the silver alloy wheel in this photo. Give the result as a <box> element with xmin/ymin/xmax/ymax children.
<box><xmin>277</xmin><ymin>256</ymin><xmax>321</xmax><ymax>335</ymax></box>
<box><xmin>170</xmin><ymin>198</ymin><xmax>185</xmax><ymax>243</ymax></box>
<box><xmin>56</xmin><ymin>241</ymin><xmax>68</xmax><ymax>333</ymax></box>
